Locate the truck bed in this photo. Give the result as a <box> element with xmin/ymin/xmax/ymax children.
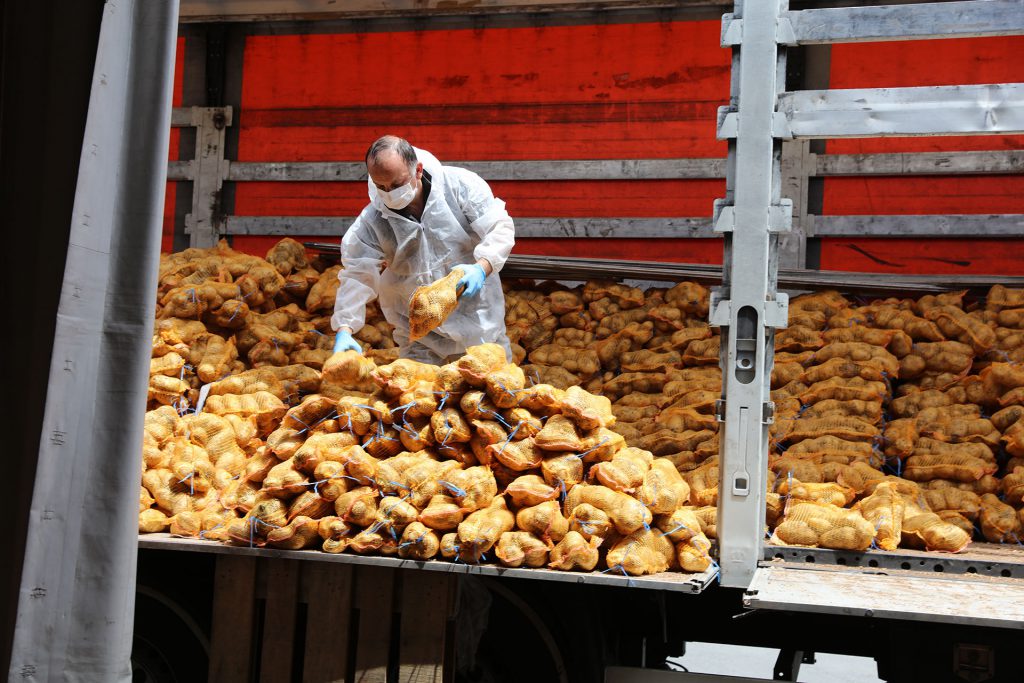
<box><xmin>138</xmin><ymin>533</ymin><xmax>719</xmax><ymax>594</ymax></box>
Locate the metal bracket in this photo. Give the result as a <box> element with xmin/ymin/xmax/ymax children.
<box><xmin>771</xmin><ymin>111</ymin><xmax>793</xmax><ymax>139</ymax></box>
<box><xmin>712</xmin><ymin>199</ymin><xmax>735</xmax><ymax>233</ymax></box>
<box><xmin>716</xmin><ymin>106</ymin><xmax>739</xmax><ymax>140</ymax></box>
<box><xmin>718</xmin><ymin>110</ymin><xmax>793</xmax><ymax>140</ymax></box>
<box><xmin>709</xmin><ymin>292</ymin><xmax>731</xmax><ymax>327</ymax></box>
<box><xmin>713</xmin><ymin>199</ymin><xmax>792</xmax><ymax>234</ymax></box>
<box><xmin>764</xmin><ymin>293</ymin><xmax>789</xmax><ymax>328</ymax></box>
<box><xmin>715</xmin><ymin>399</ymin><xmax>727</xmax><ymax>423</ymax></box>
<box><xmin>762</xmin><ymin>401</ymin><xmax>775</xmax><ymax>425</ymax></box>
<box><xmin>720</xmin><ymin>13</ymin><xmax>742</xmax><ymax>46</ymax></box>
<box><xmin>775</xmin><ymin>16</ymin><xmax>798</xmax><ymax>46</ymax></box>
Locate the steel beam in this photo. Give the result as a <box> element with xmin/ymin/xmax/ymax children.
<box><xmin>775</xmin><ymin>83</ymin><xmax>1024</xmax><ymax>139</ymax></box>
<box><xmin>224</xmin><ymin>215</ymin><xmax>718</xmax><ymax>238</ymax></box>
<box><xmin>783</xmin><ymin>0</ymin><xmax>1024</xmax><ymax>44</ymax></box>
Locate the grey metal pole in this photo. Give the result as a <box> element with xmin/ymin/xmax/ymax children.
<box><xmin>8</xmin><ymin>1</ymin><xmax>180</xmax><ymax>680</ymax></box>
<box><xmin>714</xmin><ymin>0</ymin><xmax>790</xmax><ymax>588</ymax></box>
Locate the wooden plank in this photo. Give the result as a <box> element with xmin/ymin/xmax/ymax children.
<box><xmin>397</xmin><ymin>572</ymin><xmax>452</xmax><ymax>683</ymax></box>
<box><xmin>226</xmin><ymin>158</ymin><xmax>726</xmax><ymax>182</ymax></box>
<box><xmin>810</xmin><ymin>213</ymin><xmax>1024</xmax><ymax>237</ymax></box>
<box><xmin>209</xmin><ymin>555</ymin><xmax>258</xmax><ymax>683</ymax></box>
<box><xmin>260</xmin><ymin>559</ymin><xmax>302</xmax><ymax>683</ymax></box>
<box><xmin>783</xmin><ymin>1</ymin><xmax>1024</xmax><ymax>45</ymax></box>
<box><xmin>746</xmin><ymin>565</ymin><xmax>1024</xmax><ymax>629</ymax></box>
<box><xmin>816</xmin><ymin>150</ymin><xmax>1024</xmax><ymax>176</ymax></box>
<box><xmin>352</xmin><ymin>566</ymin><xmax>396</xmax><ymax>683</ymax></box>
<box><xmin>303</xmin><ymin>563</ymin><xmax>355</xmax><ymax>683</ymax></box>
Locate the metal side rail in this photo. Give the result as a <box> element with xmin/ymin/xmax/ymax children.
<box><xmin>138</xmin><ymin>533</ymin><xmax>718</xmax><ymax>594</ymax></box>
<box><xmin>746</xmin><ymin>543</ymin><xmax>1024</xmax><ymax>629</ymax></box>
<box><xmin>763</xmin><ymin>541</ymin><xmax>1024</xmax><ymax>579</ymax></box>
<box><xmin>301</xmin><ymin>247</ymin><xmax>1024</xmax><ymax>295</ymax></box>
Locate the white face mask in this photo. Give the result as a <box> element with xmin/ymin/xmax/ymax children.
<box><xmin>377</xmin><ymin>178</ymin><xmax>417</xmax><ymax>210</ymax></box>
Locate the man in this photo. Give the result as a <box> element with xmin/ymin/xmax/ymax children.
<box><xmin>331</xmin><ymin>135</ymin><xmax>515</xmax><ymax>364</ymax></box>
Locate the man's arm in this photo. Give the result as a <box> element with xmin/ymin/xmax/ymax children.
<box><xmin>449</xmin><ymin>167</ymin><xmax>515</xmax><ymax>274</ymax></box>
<box><xmin>331</xmin><ymin>216</ymin><xmax>385</xmax><ymax>335</ymax></box>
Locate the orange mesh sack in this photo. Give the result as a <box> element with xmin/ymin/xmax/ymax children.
<box><xmin>901</xmin><ymin>506</ymin><xmax>972</xmax><ymax>553</ymax></box>
<box><xmin>567</xmin><ymin>503</ymin><xmax>614</xmax><ymax>541</ymax></box>
<box><xmin>516</xmin><ymin>500</ymin><xmax>570</xmax><ymax>544</ymax></box>
<box><xmin>800</xmin><ymin>377</ymin><xmax>888</xmax><ymax>405</ymax></box>
<box><xmin>528</xmin><ymin>345</ymin><xmax>601</xmax><ymax>378</ymax></box>
<box><xmin>684</xmin><ymin>458</ymin><xmax>720</xmax><ymax>507</ymax></box>
<box><xmin>676</xmin><ymin>533</ymin><xmax>713</xmax><ymax>573</ymax></box>
<box><xmin>446</xmin><ymin>466</ymin><xmax>498</xmax><ymax>512</ymax></box>
<box><xmin>851</xmin><ymin>482</ymin><xmax>905</xmax><ymax>551</ymax></box>
<box><xmin>986</xmin><ymin>285</ymin><xmax>1024</xmax><ymax>312</ymax></box>
<box><xmin>606</xmin><ymin>528</ymin><xmax>676</xmax><ymax>576</ymax></box>
<box><xmin>924</xmin><ymin>305</ymin><xmax>995</xmax><ymax>354</ymax></box>
<box><xmin>457</xmin><ymin>343</ymin><xmax>509</xmax><ymax>386</ymax></box>
<box><xmin>785</xmin><ymin>435</ymin><xmax>876</xmax><ymax>464</ymax></box>
<box><xmin>541</xmin><ymin>454</ymin><xmax>585</xmax><ymax>492</ymax></box>
<box><xmin>457</xmin><ymin>496</ymin><xmax>515</xmax><ymax>563</ymax></box>
<box><xmin>813</xmin><ymin>342</ymin><xmax>899</xmax><ymax>377</ymax></box>
<box><xmin>495</xmin><ymin>531</ymin><xmax>550</xmax><ymax>568</ymax></box>
<box><xmin>872</xmin><ymin>307</ymin><xmax>944</xmax><ymax>341</ymax></box>
<box><xmin>776</xmin><ymin>478</ymin><xmax>855</xmax><ymax>507</ymax></box>
<box><xmin>563</xmin><ymin>483</ymin><xmax>652</xmax><ymax>535</ymax></box>
<box><xmin>561</xmin><ymin>385</ymin><xmax>615</xmax><ymax>431</ymax></box>
<box><xmin>923</xmin><ymin>488</ymin><xmax>981</xmax><ymax>521</ymax></box>
<box><xmin>321</xmin><ymin>350</ymin><xmax>377</xmax><ymax>396</ymax></box>
<box><xmin>899</xmin><ymin>341</ymin><xmax>973</xmax><ymax>380</ymax></box>
<box><xmin>417</xmin><ymin>494</ymin><xmax>464</xmax><ymax>531</ymax></box>
<box><xmin>408</xmin><ymin>268</ymin><xmax>463</xmax><ymax>341</ymax></box>
<box><xmin>397</xmin><ymin>522</ymin><xmax>441</xmax><ymax>561</ymax></box>
<box><xmin>548</xmin><ymin>530</ymin><xmax>602</xmax><ymax>571</ymax></box>
<box><xmin>802</xmin><ymin>399</ymin><xmax>883</xmax><ymax>424</ymax></box>
<box><xmin>638</xmin><ymin>459</ymin><xmax>692</xmax><ymax>514</ymax></box>
<box><xmin>770</xmin><ymin>501</ymin><xmax>875</xmax><ymax>551</ymax></box>
<box><xmin>903</xmin><ymin>453</ymin><xmax>998</xmax><ymax>483</ymax></box>
<box><xmin>890</xmin><ymin>390</ymin><xmax>953</xmax><ymax>418</ymax></box>
<box><xmin>590</xmin><ymin>447</ymin><xmax>653</xmax><ymax>493</ymax></box>
<box><xmin>979</xmin><ymin>493</ymin><xmax>1023</xmax><ymax>543</ymax></box>
<box><xmin>788</xmin><ymin>290</ymin><xmax>849</xmax><ymax>319</ymax></box>
<box><xmin>775</xmin><ymin>326</ymin><xmax>824</xmax><ymax>353</ymax></box>
<box><xmin>530</xmin><ymin>414</ymin><xmax>580</xmax><ymax>452</ymax></box>
<box><xmin>505</xmin><ymin>475</ymin><xmax>559</xmax><ymax>507</ymax></box>
<box><xmin>782</xmin><ymin>417</ymin><xmax>879</xmax><ymax>444</ymax></box>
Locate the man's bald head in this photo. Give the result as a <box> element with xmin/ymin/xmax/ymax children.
<box><xmin>366</xmin><ymin>135</ymin><xmax>417</xmax><ymax>172</ymax></box>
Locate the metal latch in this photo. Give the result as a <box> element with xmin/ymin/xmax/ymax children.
<box><xmin>715</xmin><ymin>399</ymin><xmax>727</xmax><ymax>423</ymax></box>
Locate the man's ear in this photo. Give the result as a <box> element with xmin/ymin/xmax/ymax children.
<box><xmin>415</xmin><ymin>162</ymin><xmax>424</xmax><ymax>180</ymax></box>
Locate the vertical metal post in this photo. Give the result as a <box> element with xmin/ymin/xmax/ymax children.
<box><xmin>779</xmin><ymin>140</ymin><xmax>811</xmax><ymax>269</ymax></box>
<box><xmin>9</xmin><ymin>0</ymin><xmax>180</xmax><ymax>679</ymax></box>
<box><xmin>184</xmin><ymin>106</ymin><xmax>232</xmax><ymax>247</ymax></box>
<box><xmin>713</xmin><ymin>0</ymin><xmax>791</xmax><ymax>588</ymax></box>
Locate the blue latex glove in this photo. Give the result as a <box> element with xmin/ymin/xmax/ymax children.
<box><xmin>455</xmin><ymin>263</ymin><xmax>487</xmax><ymax>298</ymax></box>
<box><xmin>333</xmin><ymin>329</ymin><xmax>362</xmax><ymax>354</ymax></box>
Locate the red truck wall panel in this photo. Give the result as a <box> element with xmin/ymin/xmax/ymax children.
<box><xmin>822</xmin><ymin>37</ymin><xmax>1024</xmax><ymax>275</ymax></box>
<box><xmin>164</xmin><ymin>37</ymin><xmax>185</xmax><ymax>253</ymax></box>
<box><xmin>231</xmin><ymin>20</ymin><xmax>729</xmax><ymax>261</ymax></box>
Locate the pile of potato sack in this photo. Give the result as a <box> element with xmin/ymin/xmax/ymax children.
<box><xmin>140</xmin><ymin>238</ymin><xmax>1024</xmax><ymax>576</ymax></box>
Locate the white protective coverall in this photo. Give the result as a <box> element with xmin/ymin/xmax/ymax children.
<box><xmin>331</xmin><ymin>147</ymin><xmax>515</xmax><ymax>364</ymax></box>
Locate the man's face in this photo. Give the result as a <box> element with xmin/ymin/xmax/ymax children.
<box><xmin>368</xmin><ymin>150</ymin><xmax>422</xmax><ymax>193</ymax></box>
